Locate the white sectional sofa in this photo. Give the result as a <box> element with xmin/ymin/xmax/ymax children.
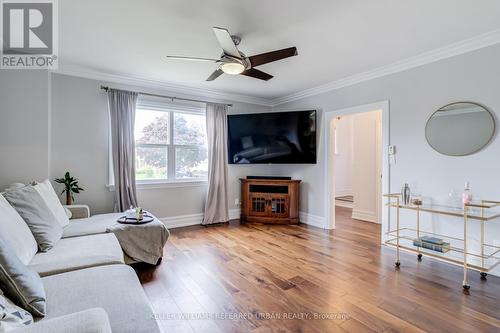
<box><xmin>14</xmin><ymin>265</ymin><xmax>160</xmax><ymax>333</ymax></box>
<box><xmin>28</xmin><ymin>233</ymin><xmax>124</xmax><ymax>277</ymax></box>
<box><xmin>62</xmin><ymin>210</ymin><xmax>124</xmax><ymax>238</ymax></box>
<box><xmin>40</xmin><ymin>265</ymin><xmax>160</xmax><ymax>333</ymax></box>
<box><xmin>0</xmin><ymin>183</ymin><xmax>161</xmax><ymax>333</ymax></box>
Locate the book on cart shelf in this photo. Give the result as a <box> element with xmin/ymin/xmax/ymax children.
<box><xmin>413</xmin><ymin>237</ymin><xmax>451</xmax><ymax>253</ymax></box>
<box><xmin>419</xmin><ymin>235</ymin><xmax>445</xmax><ymax>245</ymax></box>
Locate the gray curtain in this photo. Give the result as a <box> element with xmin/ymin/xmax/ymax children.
<box><xmin>107</xmin><ymin>88</ymin><xmax>139</xmax><ymax>212</ymax></box>
<box><xmin>202</xmin><ymin>103</ymin><xmax>229</xmax><ymax>225</ymax></box>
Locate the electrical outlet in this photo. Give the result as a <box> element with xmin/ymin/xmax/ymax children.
<box><xmin>235</xmin><ymin>198</ymin><xmax>240</xmax><ymax>206</ymax></box>
<box><xmin>388</xmin><ymin>145</ymin><xmax>396</xmax><ymax>155</ymax></box>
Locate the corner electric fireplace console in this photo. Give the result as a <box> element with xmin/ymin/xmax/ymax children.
<box><xmin>240</xmin><ymin>178</ymin><xmax>301</xmax><ymax>224</ymax></box>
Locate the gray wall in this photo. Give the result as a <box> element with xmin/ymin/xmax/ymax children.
<box><xmin>2</xmin><ymin>44</ymin><xmax>500</xmax><ymax>276</ymax></box>
<box><xmin>50</xmin><ymin>74</ymin><xmax>114</xmax><ymax>213</ymax></box>
<box><xmin>274</xmin><ymin>43</ymin><xmax>500</xmax><ymax>220</ymax></box>
<box><xmin>50</xmin><ymin>73</ymin><xmax>272</xmax><ymax>216</ymax></box>
<box><xmin>273</xmin><ymin>44</ymin><xmax>500</xmax><ymax>275</ymax></box>
<box><xmin>0</xmin><ymin>71</ymin><xmax>50</xmax><ymax>189</ymax></box>
<box><xmin>3</xmin><ymin>44</ymin><xmax>500</xmax><ymax>257</ymax></box>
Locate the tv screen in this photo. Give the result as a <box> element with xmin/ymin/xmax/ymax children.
<box><xmin>227</xmin><ymin>110</ymin><xmax>317</xmax><ymax>164</ymax></box>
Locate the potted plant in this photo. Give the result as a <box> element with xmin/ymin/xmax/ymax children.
<box><xmin>54</xmin><ymin>172</ymin><xmax>84</xmax><ymax>205</ymax></box>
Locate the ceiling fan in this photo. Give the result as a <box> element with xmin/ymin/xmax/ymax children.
<box><xmin>166</xmin><ymin>27</ymin><xmax>298</xmax><ymax>81</ymax></box>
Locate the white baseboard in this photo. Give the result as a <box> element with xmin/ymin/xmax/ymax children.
<box><xmin>160</xmin><ymin>209</ymin><xmax>328</xmax><ymax>229</ymax></box>
<box><xmin>335</xmin><ymin>200</ymin><xmax>353</xmax><ymax>209</ymax></box>
<box><xmin>160</xmin><ymin>208</ymin><xmax>241</xmax><ymax>229</ymax></box>
<box><xmin>299</xmin><ymin>211</ymin><xmax>327</xmax><ymax>229</ymax></box>
<box><xmin>335</xmin><ymin>189</ymin><xmax>352</xmax><ymax>197</ymax></box>
<box><xmin>160</xmin><ymin>213</ymin><xmax>204</xmax><ymax>229</ymax></box>
<box><xmin>351</xmin><ymin>209</ymin><xmax>378</xmax><ymax>223</ymax></box>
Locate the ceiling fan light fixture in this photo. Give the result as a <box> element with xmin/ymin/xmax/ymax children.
<box><xmin>167</xmin><ymin>27</ymin><xmax>297</xmax><ymax>81</ymax></box>
<box><xmin>221</xmin><ymin>62</ymin><xmax>245</xmax><ymax>75</ymax></box>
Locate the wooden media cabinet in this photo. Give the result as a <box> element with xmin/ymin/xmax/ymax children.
<box><xmin>240</xmin><ymin>178</ymin><xmax>301</xmax><ymax>224</ymax></box>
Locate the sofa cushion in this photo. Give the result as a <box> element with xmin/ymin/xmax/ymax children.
<box><xmin>13</xmin><ymin>308</ymin><xmax>111</xmax><ymax>333</ymax></box>
<box><xmin>0</xmin><ymin>292</ymin><xmax>34</xmax><ymax>331</ymax></box>
<box><xmin>33</xmin><ymin>180</ymin><xmax>69</xmax><ymax>228</ymax></box>
<box><xmin>3</xmin><ymin>186</ymin><xmax>62</xmax><ymax>252</ymax></box>
<box><xmin>0</xmin><ymin>237</ymin><xmax>46</xmax><ymax>317</ymax></box>
<box><xmin>62</xmin><ymin>213</ymin><xmax>123</xmax><ymax>238</ymax></box>
<box><xmin>42</xmin><ymin>265</ymin><xmax>161</xmax><ymax>333</ymax></box>
<box><xmin>0</xmin><ymin>195</ymin><xmax>37</xmax><ymax>265</ymax></box>
<box><xmin>28</xmin><ymin>234</ymin><xmax>124</xmax><ymax>277</ymax></box>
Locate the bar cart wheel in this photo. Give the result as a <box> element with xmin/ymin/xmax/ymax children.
<box><xmin>462</xmin><ymin>284</ymin><xmax>470</xmax><ymax>290</ymax></box>
<box><xmin>417</xmin><ymin>254</ymin><xmax>422</xmax><ymax>261</ymax></box>
<box><xmin>480</xmin><ymin>272</ymin><xmax>487</xmax><ymax>279</ymax></box>
<box><xmin>395</xmin><ymin>261</ymin><xmax>401</xmax><ymax>267</ymax></box>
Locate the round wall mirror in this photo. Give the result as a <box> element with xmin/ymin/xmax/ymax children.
<box><xmin>425</xmin><ymin>102</ymin><xmax>495</xmax><ymax>156</ymax></box>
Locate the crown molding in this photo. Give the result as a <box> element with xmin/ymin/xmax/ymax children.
<box><xmin>52</xmin><ymin>29</ymin><xmax>500</xmax><ymax>108</ymax></box>
<box><xmin>270</xmin><ymin>29</ymin><xmax>500</xmax><ymax>106</ymax></box>
<box><xmin>51</xmin><ymin>64</ymin><xmax>274</xmax><ymax>107</ymax></box>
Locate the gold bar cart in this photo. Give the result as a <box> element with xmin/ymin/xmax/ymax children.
<box><xmin>384</xmin><ymin>194</ymin><xmax>500</xmax><ymax>291</ymax></box>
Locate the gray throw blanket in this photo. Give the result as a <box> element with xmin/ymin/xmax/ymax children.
<box><xmin>107</xmin><ymin>218</ymin><xmax>169</xmax><ymax>265</ymax></box>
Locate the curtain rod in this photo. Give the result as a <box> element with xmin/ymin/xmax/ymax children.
<box><xmin>100</xmin><ymin>85</ymin><xmax>233</xmax><ymax>107</ymax></box>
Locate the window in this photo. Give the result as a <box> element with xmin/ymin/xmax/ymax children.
<box><xmin>134</xmin><ymin>107</ymin><xmax>208</xmax><ymax>182</ymax></box>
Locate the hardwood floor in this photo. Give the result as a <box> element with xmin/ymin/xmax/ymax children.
<box><xmin>137</xmin><ymin>207</ymin><xmax>500</xmax><ymax>333</ymax></box>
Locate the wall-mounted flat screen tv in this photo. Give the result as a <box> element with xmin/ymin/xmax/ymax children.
<box><xmin>227</xmin><ymin>110</ymin><xmax>317</xmax><ymax>164</ymax></box>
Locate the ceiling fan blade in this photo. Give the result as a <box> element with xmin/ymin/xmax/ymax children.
<box><xmin>206</xmin><ymin>68</ymin><xmax>224</xmax><ymax>81</ymax></box>
<box><xmin>240</xmin><ymin>68</ymin><xmax>273</xmax><ymax>81</ymax></box>
<box><xmin>166</xmin><ymin>55</ymin><xmax>219</xmax><ymax>62</ymax></box>
<box><xmin>212</xmin><ymin>27</ymin><xmax>241</xmax><ymax>59</ymax></box>
<box><xmin>248</xmin><ymin>47</ymin><xmax>298</xmax><ymax>67</ymax></box>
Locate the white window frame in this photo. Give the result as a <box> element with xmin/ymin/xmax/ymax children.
<box><xmin>136</xmin><ymin>108</ymin><xmax>208</xmax><ymax>181</ymax></box>
<box><xmin>109</xmin><ymin>100</ymin><xmax>208</xmax><ymax>190</ymax></box>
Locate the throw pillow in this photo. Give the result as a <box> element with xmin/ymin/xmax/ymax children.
<box><xmin>0</xmin><ymin>195</ymin><xmax>38</xmax><ymax>265</ymax></box>
<box><xmin>33</xmin><ymin>180</ymin><xmax>70</xmax><ymax>228</ymax></box>
<box><xmin>3</xmin><ymin>186</ymin><xmax>62</xmax><ymax>252</ymax></box>
<box><xmin>0</xmin><ymin>237</ymin><xmax>46</xmax><ymax>317</ymax></box>
<box><xmin>0</xmin><ymin>292</ymin><xmax>34</xmax><ymax>331</ymax></box>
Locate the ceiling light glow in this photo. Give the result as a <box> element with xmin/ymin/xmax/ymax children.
<box><xmin>221</xmin><ymin>62</ymin><xmax>245</xmax><ymax>75</ymax></box>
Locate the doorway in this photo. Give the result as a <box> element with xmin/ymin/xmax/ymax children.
<box><xmin>324</xmin><ymin>101</ymin><xmax>390</xmax><ymax>236</ymax></box>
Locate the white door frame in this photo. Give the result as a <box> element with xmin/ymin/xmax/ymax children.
<box><xmin>324</xmin><ymin>101</ymin><xmax>390</xmax><ymax>230</ymax></box>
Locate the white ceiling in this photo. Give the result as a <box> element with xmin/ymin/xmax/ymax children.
<box><xmin>59</xmin><ymin>0</ymin><xmax>500</xmax><ymax>100</ymax></box>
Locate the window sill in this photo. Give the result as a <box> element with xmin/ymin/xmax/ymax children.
<box><xmin>106</xmin><ymin>180</ymin><xmax>208</xmax><ymax>191</ymax></box>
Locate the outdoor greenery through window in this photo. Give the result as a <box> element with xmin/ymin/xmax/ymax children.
<box><xmin>134</xmin><ymin>108</ymin><xmax>208</xmax><ymax>181</ymax></box>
